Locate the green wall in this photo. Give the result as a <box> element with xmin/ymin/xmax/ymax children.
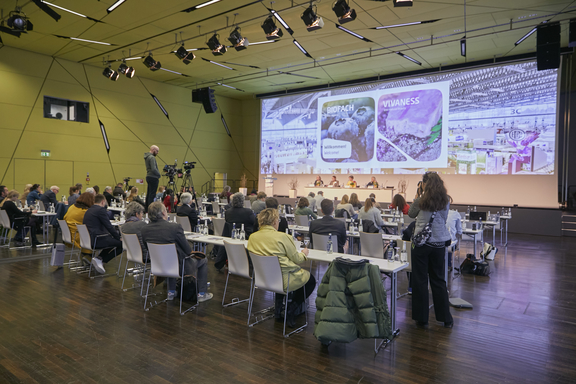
<box><xmin>0</xmin><ymin>46</ymin><xmax>257</xmax><ymax>198</ymax></box>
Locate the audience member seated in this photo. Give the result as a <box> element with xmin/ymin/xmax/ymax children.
<box><xmin>314</xmin><ymin>191</ymin><xmax>325</xmax><ymax>209</ymax></box>
<box><xmin>220</xmin><ymin>185</ymin><xmax>232</xmax><ymax>204</ymax></box>
<box><xmin>20</xmin><ymin>184</ymin><xmax>32</xmax><ymax>206</ymax></box>
<box><xmin>40</xmin><ymin>185</ymin><xmax>58</xmax><ymax>207</ymax></box>
<box><xmin>346</xmin><ymin>175</ymin><xmax>357</xmax><ymax>188</ymax></box>
<box><xmin>64</xmin><ymin>192</ymin><xmax>95</xmax><ymax>263</ymax></box>
<box><xmin>93</xmin><ymin>185</ymin><xmax>100</xmax><ymax>194</ymax></box>
<box><xmin>247</xmin><ymin>208</ymin><xmax>316</xmax><ymax>327</ymax></box>
<box><xmin>177</xmin><ymin>192</ymin><xmax>198</xmax><ymax>231</ymax></box>
<box><xmin>126</xmin><ymin>187</ymin><xmax>145</xmax><ymax>207</ymax></box>
<box><xmin>85</xmin><ymin>187</ymin><xmax>96</xmax><ymax>195</ymax></box>
<box><xmin>113</xmin><ymin>183</ymin><xmax>125</xmax><ymax>198</ymax></box>
<box><xmin>309</xmin><ymin>199</ymin><xmax>347</xmax><ymax>253</ymax></box>
<box><xmin>253</xmin><ymin>197</ymin><xmax>288</xmax><ymax>233</ymax></box>
<box><xmin>141</xmin><ymin>202</ymin><xmax>212</xmax><ymax>302</ymax></box>
<box><xmin>248</xmin><ymin>189</ymin><xmax>258</xmax><ymax>204</ymax></box>
<box><xmin>0</xmin><ymin>185</ymin><xmax>8</xmax><ymax>205</ymax></box>
<box><xmin>251</xmin><ymin>192</ymin><xmax>267</xmax><ymax>214</ymax></box>
<box><xmin>155</xmin><ymin>186</ymin><xmax>165</xmax><ymax>202</ymax></box>
<box><xmin>120</xmin><ymin>202</ymin><xmax>148</xmax><ymax>263</ymax></box>
<box><xmin>295</xmin><ymin>197</ymin><xmax>317</xmax><ymax>219</ymax></box>
<box><xmin>26</xmin><ymin>184</ymin><xmax>43</xmax><ymax>206</ymax></box>
<box><xmin>389</xmin><ymin>194</ymin><xmax>410</xmax><ymax>215</ymax></box>
<box><xmin>75</xmin><ymin>183</ymin><xmax>83</xmax><ymax>194</ymax></box>
<box><xmin>314</xmin><ymin>176</ymin><xmax>323</xmax><ymax>187</ymax></box>
<box><xmin>367</xmin><ymin>176</ymin><xmax>379</xmax><ymax>188</ymax></box>
<box><xmin>358</xmin><ymin>198</ymin><xmax>384</xmax><ymax>229</ymax></box>
<box><xmin>68</xmin><ymin>186</ymin><xmax>80</xmax><ymax>206</ymax></box>
<box><xmin>336</xmin><ymin>194</ymin><xmax>357</xmax><ymax>219</ymax></box>
<box><xmin>83</xmin><ymin>194</ymin><xmax>123</xmax><ymax>274</ymax></box>
<box><xmin>306</xmin><ymin>192</ymin><xmax>317</xmax><ymax>212</ymax></box>
<box><xmin>329</xmin><ymin>175</ymin><xmax>340</xmax><ymax>187</ymax></box>
<box><xmin>369</xmin><ymin>193</ymin><xmax>382</xmax><ymax>212</ymax></box>
<box><xmin>349</xmin><ymin>193</ymin><xmax>362</xmax><ymax>210</ymax></box>
<box><xmin>162</xmin><ymin>189</ymin><xmax>177</xmax><ymax>213</ymax></box>
<box><xmin>103</xmin><ymin>186</ymin><xmax>116</xmax><ymax>206</ymax></box>
<box><xmin>0</xmin><ymin>190</ymin><xmax>40</xmax><ymax>246</ymax></box>
<box><xmin>226</xmin><ymin>192</ymin><xmax>255</xmax><ymax>236</ymax></box>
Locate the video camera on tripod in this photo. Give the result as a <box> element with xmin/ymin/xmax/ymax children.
<box><xmin>163</xmin><ymin>160</ymin><xmax>181</xmax><ymax>185</ymax></box>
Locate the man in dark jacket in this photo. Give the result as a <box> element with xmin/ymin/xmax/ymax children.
<box><xmin>144</xmin><ymin>145</ymin><xmax>161</xmax><ymax>210</ymax></box>
<box><xmin>141</xmin><ymin>202</ymin><xmax>212</xmax><ymax>302</ymax></box>
<box><xmin>309</xmin><ymin>199</ymin><xmax>347</xmax><ymax>253</ymax></box>
<box><xmin>103</xmin><ymin>186</ymin><xmax>117</xmax><ymax>206</ymax></box>
<box><xmin>83</xmin><ymin>194</ymin><xmax>122</xmax><ymax>274</ymax></box>
<box><xmin>176</xmin><ymin>192</ymin><xmax>198</xmax><ymax>231</ymax></box>
<box><xmin>225</xmin><ymin>192</ymin><xmax>255</xmax><ymax>236</ymax></box>
<box><xmin>40</xmin><ymin>185</ymin><xmax>59</xmax><ymax>208</ymax></box>
<box><xmin>252</xmin><ymin>197</ymin><xmax>288</xmax><ymax>233</ymax></box>
<box><xmin>113</xmin><ymin>183</ymin><xmax>125</xmax><ymax>198</ymax></box>
<box><xmin>0</xmin><ymin>185</ymin><xmax>7</xmax><ymax>205</ymax></box>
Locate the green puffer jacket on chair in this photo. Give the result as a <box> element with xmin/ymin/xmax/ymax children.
<box><xmin>314</xmin><ymin>257</ymin><xmax>392</xmax><ymax>344</ymax></box>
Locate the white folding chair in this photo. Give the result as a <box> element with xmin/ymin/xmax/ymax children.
<box><xmin>144</xmin><ymin>242</ymin><xmax>198</xmax><ymax>315</ymax></box>
<box><xmin>244</xmin><ymin>200</ymin><xmax>252</xmax><ymax>209</ymax></box>
<box><xmin>213</xmin><ymin>218</ymin><xmax>225</xmax><ymax>236</ymax></box>
<box><xmin>222</xmin><ymin>240</ymin><xmax>253</xmax><ymax>319</ymax></box>
<box><xmin>76</xmin><ymin>224</ymin><xmax>122</xmax><ymax>279</ymax></box>
<box><xmin>248</xmin><ymin>252</ymin><xmax>307</xmax><ymax>337</ymax></box>
<box><xmin>311</xmin><ymin>233</ymin><xmax>339</xmax><ymax>252</ymax></box>
<box><xmin>359</xmin><ymin>232</ymin><xmax>385</xmax><ymax>258</ymax></box>
<box><xmin>121</xmin><ymin>233</ymin><xmax>150</xmax><ymax>295</ymax></box>
<box><xmin>212</xmin><ymin>201</ymin><xmax>220</xmax><ymax>215</ymax></box>
<box><xmin>37</xmin><ymin>200</ymin><xmax>45</xmax><ymax>211</ymax></box>
<box><xmin>57</xmin><ymin>219</ymin><xmax>80</xmax><ymax>268</ymax></box>
<box><xmin>175</xmin><ymin>216</ymin><xmax>192</xmax><ymax>232</ymax></box>
<box><xmin>0</xmin><ymin>210</ymin><xmax>30</xmax><ymax>248</ymax></box>
<box><xmin>294</xmin><ymin>215</ymin><xmax>309</xmax><ymax>227</ymax></box>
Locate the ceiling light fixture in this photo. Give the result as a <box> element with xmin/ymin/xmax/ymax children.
<box><xmin>293</xmin><ymin>39</ymin><xmax>312</xmax><ymax>58</ymax></box>
<box><xmin>374</xmin><ymin>19</ymin><xmax>439</xmax><ymax>30</ymax></box>
<box><xmin>6</xmin><ymin>11</ymin><xmax>33</xmax><ymax>32</ymax></box>
<box><xmin>514</xmin><ymin>21</ymin><xmax>549</xmax><ymax>46</ymax></box>
<box><xmin>103</xmin><ymin>66</ymin><xmax>119</xmax><ymax>81</ymax></box>
<box><xmin>220</xmin><ymin>61</ymin><xmax>260</xmax><ymax>69</ymax></box>
<box><xmin>302</xmin><ymin>5</ymin><xmax>324</xmax><ymax>32</ymax></box>
<box><xmin>143</xmin><ymin>55</ymin><xmax>161</xmax><ymax>71</ymax></box>
<box><xmin>396</xmin><ymin>51</ymin><xmax>422</xmax><ymax>65</ymax></box>
<box><xmin>221</xmin><ymin>114</ymin><xmax>231</xmax><ymax>137</ymax></box>
<box><xmin>175</xmin><ymin>45</ymin><xmax>196</xmax><ymax>64</ymax></box>
<box><xmin>228</xmin><ymin>27</ymin><xmax>249</xmax><ymax>51</ymax></box>
<box><xmin>32</xmin><ymin>0</ymin><xmax>61</xmax><ymax>22</ymax></box>
<box><xmin>207</xmin><ymin>34</ymin><xmax>227</xmax><ymax>55</ymax></box>
<box><xmin>393</xmin><ymin>0</ymin><xmax>413</xmax><ymax>7</ymax></box>
<box><xmin>55</xmin><ymin>35</ymin><xmax>111</xmax><ymax>45</ymax></box>
<box><xmin>99</xmin><ymin>120</ymin><xmax>110</xmax><ymax>153</ymax></box>
<box><xmin>269</xmin><ymin>9</ymin><xmax>294</xmax><ymax>35</ymax></box>
<box><xmin>250</xmin><ymin>40</ymin><xmax>278</xmax><ymax>45</ymax></box>
<box><xmin>261</xmin><ymin>16</ymin><xmax>283</xmax><ymax>40</ymax></box>
<box><xmin>182</xmin><ymin>0</ymin><xmax>221</xmax><ymax>12</ymax></box>
<box><xmin>332</xmin><ymin>0</ymin><xmax>356</xmax><ymax>24</ymax></box>
<box><xmin>160</xmin><ymin>68</ymin><xmax>188</xmax><ymax>76</ymax></box>
<box><xmin>201</xmin><ymin>57</ymin><xmax>235</xmax><ymax>70</ymax></box>
<box><xmin>217</xmin><ymin>83</ymin><xmax>245</xmax><ymax>92</ymax></box>
<box><xmin>335</xmin><ymin>24</ymin><xmax>372</xmax><ymax>42</ymax></box>
<box><xmin>118</xmin><ymin>62</ymin><xmax>135</xmax><ymax>78</ymax></box>
<box><xmin>124</xmin><ymin>56</ymin><xmax>143</xmax><ymax>61</ymax></box>
<box><xmin>278</xmin><ymin>71</ymin><xmax>320</xmax><ymax>79</ymax></box>
<box><xmin>107</xmin><ymin>0</ymin><xmax>126</xmax><ymax>13</ymax></box>
<box><xmin>460</xmin><ymin>36</ymin><xmax>466</xmax><ymax>56</ymax></box>
<box><xmin>150</xmin><ymin>94</ymin><xmax>169</xmax><ymax>119</ymax></box>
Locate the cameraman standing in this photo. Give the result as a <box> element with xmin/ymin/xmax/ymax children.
<box><xmin>144</xmin><ymin>145</ymin><xmax>160</xmax><ymax>210</ymax></box>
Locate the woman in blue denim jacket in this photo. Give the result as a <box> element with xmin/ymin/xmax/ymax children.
<box><xmin>408</xmin><ymin>172</ymin><xmax>453</xmax><ymax>328</ymax></box>
<box><xmin>26</xmin><ymin>184</ymin><xmax>43</xmax><ymax>206</ymax></box>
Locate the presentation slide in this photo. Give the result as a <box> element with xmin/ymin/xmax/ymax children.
<box><xmin>260</xmin><ymin>60</ymin><xmax>558</xmax><ymax>176</ymax></box>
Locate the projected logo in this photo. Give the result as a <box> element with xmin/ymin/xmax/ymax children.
<box><xmin>376</xmin><ymin>89</ymin><xmax>444</xmax><ymax>164</ymax></box>
<box><xmin>320</xmin><ymin>97</ymin><xmax>375</xmax><ymax>163</ymax></box>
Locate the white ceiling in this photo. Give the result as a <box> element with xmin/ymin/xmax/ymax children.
<box><xmin>0</xmin><ymin>0</ymin><xmax>573</xmax><ymax>99</ymax></box>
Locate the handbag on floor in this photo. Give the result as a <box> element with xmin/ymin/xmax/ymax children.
<box><xmin>50</xmin><ymin>243</ymin><xmax>66</xmax><ymax>267</ymax></box>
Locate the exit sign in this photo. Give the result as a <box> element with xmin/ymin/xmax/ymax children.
<box><xmin>41</xmin><ymin>150</ymin><xmax>50</xmax><ymax>157</ymax></box>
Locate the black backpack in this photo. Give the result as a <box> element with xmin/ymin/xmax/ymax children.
<box><xmin>459</xmin><ymin>254</ymin><xmax>491</xmax><ymax>276</ymax></box>
<box><xmin>175</xmin><ymin>276</ymin><xmax>197</xmax><ymax>301</ymax></box>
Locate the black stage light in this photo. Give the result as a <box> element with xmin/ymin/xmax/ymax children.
<box><xmin>302</xmin><ymin>5</ymin><xmax>324</xmax><ymax>32</ymax></box>
<box><xmin>103</xmin><ymin>67</ymin><xmax>119</xmax><ymax>81</ymax></box>
<box><xmin>332</xmin><ymin>0</ymin><xmax>356</xmax><ymax>24</ymax></box>
<box><xmin>207</xmin><ymin>34</ymin><xmax>227</xmax><ymax>55</ymax></box>
<box><xmin>393</xmin><ymin>0</ymin><xmax>413</xmax><ymax>7</ymax></box>
<box><xmin>143</xmin><ymin>55</ymin><xmax>161</xmax><ymax>71</ymax></box>
<box><xmin>7</xmin><ymin>12</ymin><xmax>33</xmax><ymax>32</ymax></box>
<box><xmin>118</xmin><ymin>62</ymin><xmax>135</xmax><ymax>78</ymax></box>
<box><xmin>228</xmin><ymin>27</ymin><xmax>249</xmax><ymax>51</ymax></box>
<box><xmin>262</xmin><ymin>16</ymin><xmax>284</xmax><ymax>40</ymax></box>
<box><xmin>175</xmin><ymin>45</ymin><xmax>196</xmax><ymax>64</ymax></box>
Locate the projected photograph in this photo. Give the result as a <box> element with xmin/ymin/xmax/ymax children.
<box><xmin>320</xmin><ymin>97</ymin><xmax>375</xmax><ymax>163</ymax></box>
<box><xmin>260</xmin><ymin>60</ymin><xmax>558</xmax><ymax>176</ymax></box>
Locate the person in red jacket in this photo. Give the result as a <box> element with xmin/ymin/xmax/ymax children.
<box><xmin>389</xmin><ymin>194</ymin><xmax>410</xmax><ymax>214</ymax></box>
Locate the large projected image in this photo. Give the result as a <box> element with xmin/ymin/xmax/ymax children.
<box><xmin>260</xmin><ymin>61</ymin><xmax>557</xmax><ymax>175</ymax></box>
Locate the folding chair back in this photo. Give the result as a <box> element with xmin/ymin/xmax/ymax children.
<box><xmin>57</xmin><ymin>219</ymin><xmax>72</xmax><ymax>245</ymax></box>
<box><xmin>175</xmin><ymin>216</ymin><xmax>192</xmax><ymax>232</ymax></box>
<box><xmin>213</xmin><ymin>218</ymin><xmax>225</xmax><ymax>236</ymax></box>
<box><xmin>76</xmin><ymin>224</ymin><xmax>92</xmax><ymax>250</ymax></box>
<box><xmin>360</xmin><ymin>231</ymin><xmax>384</xmax><ymax>258</ymax></box>
<box><xmin>312</xmin><ymin>233</ymin><xmax>339</xmax><ymax>252</ymax></box>
<box><xmin>212</xmin><ymin>201</ymin><xmax>220</xmax><ymax>215</ymax></box>
<box><xmin>249</xmin><ymin>252</ymin><xmax>285</xmax><ymax>294</ymax></box>
<box><xmin>0</xmin><ymin>210</ymin><xmax>11</xmax><ymax>228</ymax></box>
<box><xmin>38</xmin><ymin>200</ymin><xmax>46</xmax><ymax>211</ymax></box>
<box><xmin>147</xmin><ymin>243</ymin><xmax>180</xmax><ymax>279</ymax></box>
<box><xmin>123</xmin><ymin>233</ymin><xmax>143</xmax><ymax>263</ymax></box>
<box><xmin>224</xmin><ymin>240</ymin><xmax>251</xmax><ymax>279</ymax></box>
<box><xmin>244</xmin><ymin>200</ymin><xmax>251</xmax><ymax>209</ymax></box>
<box><xmin>295</xmin><ymin>215</ymin><xmax>309</xmax><ymax>226</ymax></box>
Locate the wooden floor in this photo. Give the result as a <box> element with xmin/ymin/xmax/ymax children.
<box><xmin>0</xmin><ymin>233</ymin><xmax>575</xmax><ymax>384</ymax></box>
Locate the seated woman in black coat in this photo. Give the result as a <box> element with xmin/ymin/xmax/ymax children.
<box><xmin>126</xmin><ymin>187</ymin><xmax>145</xmax><ymax>207</ymax></box>
<box><xmin>0</xmin><ymin>190</ymin><xmax>40</xmax><ymax>246</ymax></box>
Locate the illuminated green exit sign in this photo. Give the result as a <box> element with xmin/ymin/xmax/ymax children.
<box><xmin>41</xmin><ymin>150</ymin><xmax>50</xmax><ymax>157</ymax></box>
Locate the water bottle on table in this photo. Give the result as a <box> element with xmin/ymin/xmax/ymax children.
<box><xmin>327</xmin><ymin>233</ymin><xmax>333</xmax><ymax>254</ymax></box>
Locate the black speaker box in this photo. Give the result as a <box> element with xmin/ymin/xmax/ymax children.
<box><xmin>536</xmin><ymin>22</ymin><xmax>561</xmax><ymax>71</ymax></box>
<box><xmin>569</xmin><ymin>19</ymin><xmax>576</xmax><ymax>48</ymax></box>
<box><xmin>192</xmin><ymin>88</ymin><xmax>218</xmax><ymax>113</ymax></box>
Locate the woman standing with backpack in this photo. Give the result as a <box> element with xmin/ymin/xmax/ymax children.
<box><xmin>408</xmin><ymin>172</ymin><xmax>453</xmax><ymax>328</ymax></box>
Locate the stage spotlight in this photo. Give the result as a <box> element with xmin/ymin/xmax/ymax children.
<box><xmin>143</xmin><ymin>55</ymin><xmax>161</xmax><ymax>71</ymax></box>
<box><xmin>103</xmin><ymin>67</ymin><xmax>119</xmax><ymax>81</ymax></box>
<box><xmin>118</xmin><ymin>62</ymin><xmax>135</xmax><ymax>78</ymax></box>
<box><xmin>302</xmin><ymin>5</ymin><xmax>324</xmax><ymax>32</ymax></box>
<box><xmin>228</xmin><ymin>27</ymin><xmax>249</xmax><ymax>51</ymax></box>
<box><xmin>393</xmin><ymin>0</ymin><xmax>413</xmax><ymax>7</ymax></box>
<box><xmin>207</xmin><ymin>34</ymin><xmax>227</xmax><ymax>55</ymax></box>
<box><xmin>174</xmin><ymin>45</ymin><xmax>196</xmax><ymax>64</ymax></box>
<box><xmin>332</xmin><ymin>0</ymin><xmax>356</xmax><ymax>24</ymax></box>
<box><xmin>262</xmin><ymin>16</ymin><xmax>284</xmax><ymax>40</ymax></box>
<box><xmin>7</xmin><ymin>11</ymin><xmax>33</xmax><ymax>32</ymax></box>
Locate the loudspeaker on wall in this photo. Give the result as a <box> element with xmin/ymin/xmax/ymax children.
<box><xmin>536</xmin><ymin>22</ymin><xmax>561</xmax><ymax>71</ymax></box>
<box><xmin>192</xmin><ymin>88</ymin><xmax>218</xmax><ymax>113</ymax></box>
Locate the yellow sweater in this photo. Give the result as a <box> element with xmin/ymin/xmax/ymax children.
<box><xmin>247</xmin><ymin>225</ymin><xmax>310</xmax><ymax>292</ymax></box>
<box><xmin>63</xmin><ymin>205</ymin><xmax>89</xmax><ymax>252</ymax></box>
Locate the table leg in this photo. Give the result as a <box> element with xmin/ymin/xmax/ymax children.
<box><xmin>505</xmin><ymin>219</ymin><xmax>508</xmax><ymax>247</ymax></box>
<box><xmin>473</xmin><ymin>233</ymin><xmax>477</xmax><ymax>258</ymax></box>
<box><xmin>492</xmin><ymin>225</ymin><xmax>496</xmax><ymax>245</ymax></box>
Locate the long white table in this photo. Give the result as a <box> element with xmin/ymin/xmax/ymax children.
<box><xmin>185</xmin><ymin>234</ymin><xmax>407</xmax><ymax>350</ymax></box>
